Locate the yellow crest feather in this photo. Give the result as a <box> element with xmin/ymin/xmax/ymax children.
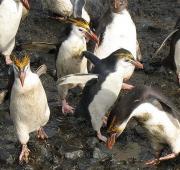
<box><xmin>11</xmin><ymin>55</ymin><xmax>30</xmax><ymax>68</ymax></box>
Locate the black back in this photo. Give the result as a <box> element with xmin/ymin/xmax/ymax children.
<box><xmin>0</xmin><ymin>0</ymin><xmax>2</xmax><ymax>5</ymax></box>
<box><xmin>107</xmin><ymin>86</ymin><xmax>180</xmax><ymax>128</ymax></box>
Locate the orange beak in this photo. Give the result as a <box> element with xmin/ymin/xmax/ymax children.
<box><xmin>19</xmin><ymin>71</ymin><xmax>26</xmax><ymax>87</ymax></box>
<box><xmin>85</xmin><ymin>30</ymin><xmax>99</xmax><ymax>44</ymax></box>
<box><xmin>20</xmin><ymin>0</ymin><xmax>30</xmax><ymax>10</ymax></box>
<box><xmin>106</xmin><ymin>133</ymin><xmax>117</xmax><ymax>149</ymax></box>
<box><xmin>131</xmin><ymin>60</ymin><xmax>144</xmax><ymax>69</ymax></box>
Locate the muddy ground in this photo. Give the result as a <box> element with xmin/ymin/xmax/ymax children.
<box><xmin>0</xmin><ymin>0</ymin><xmax>180</xmax><ymax>169</ymax></box>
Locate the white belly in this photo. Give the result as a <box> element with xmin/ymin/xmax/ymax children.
<box><xmin>10</xmin><ymin>74</ymin><xmax>50</xmax><ymax>133</ymax></box>
<box><xmin>95</xmin><ymin>10</ymin><xmax>137</xmax><ymax>60</ymax></box>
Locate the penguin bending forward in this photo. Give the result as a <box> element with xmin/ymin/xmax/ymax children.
<box><xmin>107</xmin><ymin>85</ymin><xmax>180</xmax><ymax>165</ymax></box>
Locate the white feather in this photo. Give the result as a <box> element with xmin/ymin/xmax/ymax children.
<box><xmin>57</xmin><ymin>73</ymin><xmax>98</xmax><ymax>86</ymax></box>
<box><xmin>0</xmin><ymin>0</ymin><xmax>23</xmax><ymax>56</ymax></box>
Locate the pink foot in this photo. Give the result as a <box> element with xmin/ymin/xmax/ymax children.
<box><xmin>5</xmin><ymin>55</ymin><xmax>13</xmax><ymax>65</ymax></box>
<box><xmin>145</xmin><ymin>159</ymin><xmax>160</xmax><ymax>166</ymax></box>
<box><xmin>37</xmin><ymin>127</ymin><xmax>48</xmax><ymax>140</ymax></box>
<box><xmin>62</xmin><ymin>99</ymin><xmax>75</xmax><ymax>114</ymax></box>
<box><xmin>19</xmin><ymin>144</ymin><xmax>30</xmax><ymax>164</ymax></box>
<box><xmin>122</xmin><ymin>83</ymin><xmax>134</xmax><ymax>90</ymax></box>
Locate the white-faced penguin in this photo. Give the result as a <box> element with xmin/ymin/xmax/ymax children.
<box><xmin>88</xmin><ymin>0</ymin><xmax>142</xmax><ymax>62</ymax></box>
<box><xmin>0</xmin><ymin>0</ymin><xmax>30</xmax><ymax>65</ymax></box>
<box><xmin>10</xmin><ymin>55</ymin><xmax>50</xmax><ymax>163</ymax></box>
<box><xmin>107</xmin><ymin>85</ymin><xmax>180</xmax><ymax>165</ymax></box>
<box><xmin>69</xmin><ymin>48</ymin><xmax>143</xmax><ymax>142</ymax></box>
<box><xmin>162</xmin><ymin>17</ymin><xmax>180</xmax><ymax>85</ymax></box>
<box><xmin>56</xmin><ymin>17</ymin><xmax>98</xmax><ymax>114</ymax></box>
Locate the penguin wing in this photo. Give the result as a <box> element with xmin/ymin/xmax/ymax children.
<box><xmin>56</xmin><ymin>73</ymin><xmax>98</xmax><ymax>86</ymax></box>
<box><xmin>141</xmin><ymin>86</ymin><xmax>180</xmax><ymax>121</ymax></box>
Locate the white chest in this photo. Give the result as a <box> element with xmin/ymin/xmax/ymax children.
<box><xmin>95</xmin><ymin>10</ymin><xmax>137</xmax><ymax>59</ymax></box>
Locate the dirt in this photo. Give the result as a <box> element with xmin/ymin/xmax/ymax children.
<box><xmin>0</xmin><ymin>0</ymin><xmax>180</xmax><ymax>169</ymax></box>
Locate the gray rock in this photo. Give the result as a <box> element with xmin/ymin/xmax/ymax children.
<box><xmin>86</xmin><ymin>137</ymin><xmax>99</xmax><ymax>148</ymax></box>
<box><xmin>64</xmin><ymin>150</ymin><xmax>84</xmax><ymax>160</ymax></box>
<box><xmin>93</xmin><ymin>147</ymin><xmax>107</xmax><ymax>160</ymax></box>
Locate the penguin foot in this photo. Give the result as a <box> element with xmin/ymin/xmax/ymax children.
<box><xmin>5</xmin><ymin>55</ymin><xmax>13</xmax><ymax>65</ymax></box>
<box><xmin>37</xmin><ymin>127</ymin><xmax>48</xmax><ymax>140</ymax></box>
<box><xmin>19</xmin><ymin>144</ymin><xmax>30</xmax><ymax>164</ymax></box>
<box><xmin>145</xmin><ymin>153</ymin><xmax>177</xmax><ymax>166</ymax></box>
<box><xmin>145</xmin><ymin>158</ymin><xmax>160</xmax><ymax>166</ymax></box>
<box><xmin>122</xmin><ymin>83</ymin><xmax>134</xmax><ymax>90</ymax></box>
<box><xmin>97</xmin><ymin>131</ymin><xmax>107</xmax><ymax>142</ymax></box>
<box><xmin>62</xmin><ymin>99</ymin><xmax>75</xmax><ymax>114</ymax></box>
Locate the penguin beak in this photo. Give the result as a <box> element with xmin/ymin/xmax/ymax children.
<box><xmin>130</xmin><ymin>60</ymin><xmax>144</xmax><ymax>69</ymax></box>
<box><xmin>85</xmin><ymin>30</ymin><xmax>99</xmax><ymax>43</ymax></box>
<box><xmin>106</xmin><ymin>132</ymin><xmax>118</xmax><ymax>149</ymax></box>
<box><xmin>19</xmin><ymin>71</ymin><xmax>26</xmax><ymax>87</ymax></box>
<box><xmin>20</xmin><ymin>0</ymin><xmax>30</xmax><ymax>10</ymax></box>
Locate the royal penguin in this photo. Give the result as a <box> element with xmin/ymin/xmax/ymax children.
<box><xmin>0</xmin><ymin>0</ymin><xmax>30</xmax><ymax>65</ymax></box>
<box><xmin>58</xmin><ymin>48</ymin><xmax>143</xmax><ymax>142</ymax></box>
<box><xmin>88</xmin><ymin>0</ymin><xmax>142</xmax><ymax>63</ymax></box>
<box><xmin>56</xmin><ymin>17</ymin><xmax>98</xmax><ymax>114</ymax></box>
<box><xmin>162</xmin><ymin>17</ymin><xmax>180</xmax><ymax>85</ymax></box>
<box><xmin>10</xmin><ymin>55</ymin><xmax>50</xmax><ymax>163</ymax></box>
<box><xmin>107</xmin><ymin>85</ymin><xmax>180</xmax><ymax>165</ymax></box>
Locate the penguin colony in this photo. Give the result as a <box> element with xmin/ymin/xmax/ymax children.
<box><xmin>0</xmin><ymin>0</ymin><xmax>179</xmax><ymax>166</ymax></box>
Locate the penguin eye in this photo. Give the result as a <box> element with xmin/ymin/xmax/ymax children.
<box><xmin>79</xmin><ymin>28</ymin><xmax>83</xmax><ymax>32</ymax></box>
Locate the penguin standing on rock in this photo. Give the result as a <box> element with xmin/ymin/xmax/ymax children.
<box><xmin>0</xmin><ymin>0</ymin><xmax>30</xmax><ymax>65</ymax></box>
<box><xmin>58</xmin><ymin>48</ymin><xmax>143</xmax><ymax>142</ymax></box>
<box><xmin>162</xmin><ymin>17</ymin><xmax>180</xmax><ymax>85</ymax></box>
<box><xmin>107</xmin><ymin>86</ymin><xmax>180</xmax><ymax>165</ymax></box>
<box><xmin>10</xmin><ymin>55</ymin><xmax>50</xmax><ymax>163</ymax></box>
<box><xmin>56</xmin><ymin>17</ymin><xmax>98</xmax><ymax>114</ymax></box>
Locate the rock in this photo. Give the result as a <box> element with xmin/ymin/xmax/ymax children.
<box><xmin>64</xmin><ymin>150</ymin><xmax>84</xmax><ymax>160</ymax></box>
<box><xmin>93</xmin><ymin>147</ymin><xmax>107</xmax><ymax>160</ymax></box>
<box><xmin>0</xmin><ymin>149</ymin><xmax>15</xmax><ymax>165</ymax></box>
<box><xmin>86</xmin><ymin>137</ymin><xmax>99</xmax><ymax>149</ymax></box>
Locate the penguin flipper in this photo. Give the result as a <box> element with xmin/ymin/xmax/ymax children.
<box><xmin>56</xmin><ymin>73</ymin><xmax>98</xmax><ymax>87</ymax></box>
<box><xmin>82</xmin><ymin>51</ymin><xmax>101</xmax><ymax>66</ymax></box>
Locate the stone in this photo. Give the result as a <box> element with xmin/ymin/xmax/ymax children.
<box><xmin>64</xmin><ymin>150</ymin><xmax>84</xmax><ymax>160</ymax></box>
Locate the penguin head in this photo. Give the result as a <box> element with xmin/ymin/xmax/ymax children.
<box><xmin>20</xmin><ymin>0</ymin><xmax>30</xmax><ymax>10</ymax></box>
<box><xmin>67</xmin><ymin>17</ymin><xmax>99</xmax><ymax>43</ymax></box>
<box><xmin>11</xmin><ymin>55</ymin><xmax>30</xmax><ymax>87</ymax></box>
<box><xmin>109</xmin><ymin>0</ymin><xmax>128</xmax><ymax>13</ymax></box>
<box><xmin>114</xmin><ymin>49</ymin><xmax>144</xmax><ymax>70</ymax></box>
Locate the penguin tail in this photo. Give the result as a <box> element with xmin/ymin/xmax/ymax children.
<box><xmin>56</xmin><ymin>73</ymin><xmax>98</xmax><ymax>87</ymax></box>
<box><xmin>81</xmin><ymin>51</ymin><xmax>101</xmax><ymax>66</ymax></box>
<box><xmin>35</xmin><ymin>64</ymin><xmax>47</xmax><ymax>77</ymax></box>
